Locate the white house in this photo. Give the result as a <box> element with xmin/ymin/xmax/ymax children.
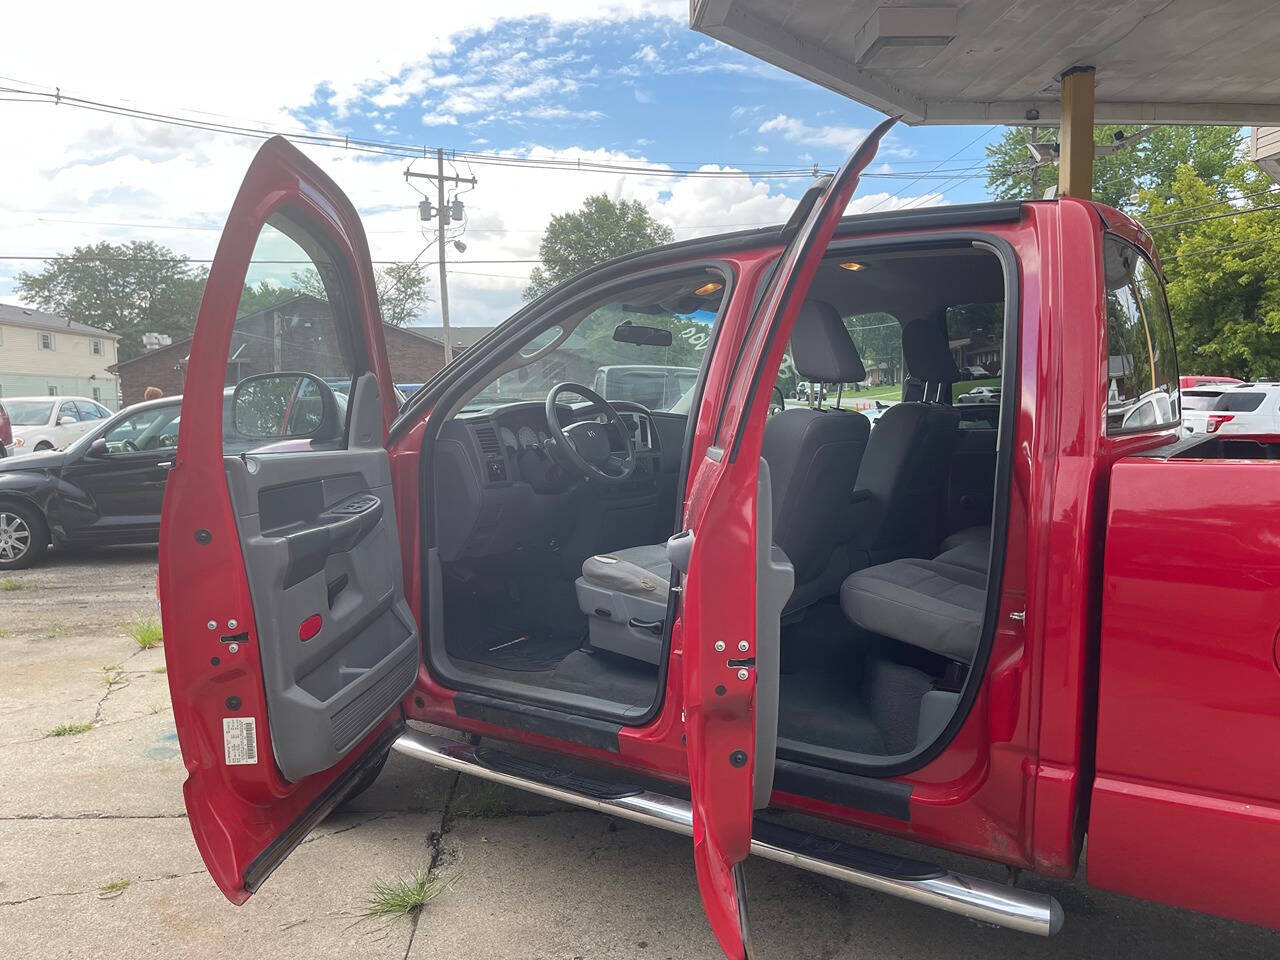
<box><xmin>0</xmin><ymin>303</ymin><xmax>121</xmax><ymax>410</ymax></box>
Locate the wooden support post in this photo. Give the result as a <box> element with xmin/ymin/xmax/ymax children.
<box><xmin>1058</xmin><ymin>66</ymin><xmax>1095</xmax><ymax>199</ymax></box>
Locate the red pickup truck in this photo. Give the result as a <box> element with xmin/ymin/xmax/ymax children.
<box><xmin>159</xmin><ymin>121</ymin><xmax>1280</xmax><ymax>956</ymax></box>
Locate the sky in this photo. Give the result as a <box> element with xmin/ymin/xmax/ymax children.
<box><xmin>0</xmin><ymin>1</ymin><xmax>1005</xmax><ymax>329</ymax></box>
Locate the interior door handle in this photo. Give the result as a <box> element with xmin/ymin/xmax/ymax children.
<box><xmin>280</xmin><ymin>496</ymin><xmax>384</xmax><ymax>588</ymax></box>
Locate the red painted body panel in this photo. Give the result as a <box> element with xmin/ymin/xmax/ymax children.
<box><xmin>1089</xmin><ymin>456</ymin><xmax>1280</xmax><ymax>928</ymax></box>
<box><xmin>160</xmin><ymin>137</ymin><xmax>399</xmax><ymax>902</ymax></box>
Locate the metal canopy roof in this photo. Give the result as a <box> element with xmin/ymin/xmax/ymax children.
<box><xmin>691</xmin><ymin>0</ymin><xmax>1280</xmax><ymax>125</ymax></box>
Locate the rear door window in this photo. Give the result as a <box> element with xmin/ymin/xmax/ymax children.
<box><xmin>1215</xmin><ymin>391</ymin><xmax>1266</xmax><ymax>413</ymax></box>
<box><xmin>1182</xmin><ymin>390</ymin><xmax>1222</xmax><ymax>411</ymax></box>
<box><xmin>947</xmin><ymin>302</ymin><xmax>1004</xmax><ymax>430</ymax></box>
<box><xmin>1104</xmin><ymin>236</ymin><xmax>1179</xmax><ymax>435</ymax></box>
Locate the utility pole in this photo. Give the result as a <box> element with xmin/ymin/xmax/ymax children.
<box><xmin>405</xmin><ymin>150</ymin><xmax>476</xmax><ymax>363</ymax></box>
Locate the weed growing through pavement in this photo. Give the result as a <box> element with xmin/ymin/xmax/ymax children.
<box><xmin>44</xmin><ymin>622</ymin><xmax>66</xmax><ymax>639</ymax></box>
<box><xmin>47</xmin><ymin>721</ymin><xmax>94</xmax><ymax>737</ymax></box>
<box><xmin>360</xmin><ymin>868</ymin><xmax>459</xmax><ymax>923</ymax></box>
<box><xmin>126</xmin><ymin>616</ymin><xmax>163</xmax><ymax>649</ymax></box>
<box><xmin>152</xmin><ymin>665</ymin><xmax>167</xmax><ymax>674</ymax></box>
<box><xmin>1</xmin><ymin>577</ymin><xmax>28</xmax><ymax>591</ymax></box>
<box><xmin>102</xmin><ymin>664</ymin><xmax>125</xmax><ymax>687</ymax></box>
<box><xmin>98</xmin><ymin>878</ymin><xmax>131</xmax><ymax>899</ymax></box>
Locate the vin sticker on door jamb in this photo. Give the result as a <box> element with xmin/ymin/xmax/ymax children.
<box><xmin>223</xmin><ymin>716</ymin><xmax>259</xmax><ymax>765</ymax></box>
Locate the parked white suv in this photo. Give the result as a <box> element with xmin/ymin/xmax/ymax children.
<box><xmin>1182</xmin><ymin>383</ymin><xmax>1280</xmax><ymax>436</ymax></box>
<box><xmin>6</xmin><ymin>396</ymin><xmax>112</xmax><ymax>453</ymax></box>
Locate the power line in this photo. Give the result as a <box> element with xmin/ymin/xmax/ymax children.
<box><xmin>0</xmin><ymin>255</ymin><xmax>544</xmax><ymax>264</ymax></box>
<box><xmin>1139</xmin><ymin>184</ymin><xmax>1280</xmax><ymax>224</ymax></box>
<box><xmin>0</xmin><ymin>78</ymin><xmax>999</xmax><ymax>184</ymax></box>
<box><xmin>1144</xmin><ymin>201</ymin><xmax>1280</xmax><ymax>231</ymax></box>
<box><xmin>863</xmin><ymin>126</ymin><xmax>999</xmax><ymax>213</ymax></box>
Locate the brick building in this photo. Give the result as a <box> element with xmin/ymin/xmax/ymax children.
<box><xmin>111</xmin><ymin>294</ymin><xmax>447</xmax><ymax>406</ymax></box>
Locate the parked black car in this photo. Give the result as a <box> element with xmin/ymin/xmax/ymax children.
<box><xmin>0</xmin><ymin>393</ymin><xmax>278</xmax><ymax>569</ymax></box>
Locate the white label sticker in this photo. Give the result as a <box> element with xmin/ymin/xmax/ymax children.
<box><xmin>223</xmin><ymin>716</ymin><xmax>258</xmax><ymax>765</ymax></box>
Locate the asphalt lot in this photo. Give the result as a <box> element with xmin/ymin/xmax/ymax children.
<box><xmin>1</xmin><ymin>547</ymin><xmax>1277</xmax><ymax>959</ymax></box>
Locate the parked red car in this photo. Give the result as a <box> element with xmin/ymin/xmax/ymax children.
<box><xmin>1180</xmin><ymin>374</ymin><xmax>1243</xmax><ymax>389</ymax></box>
<box><xmin>158</xmin><ymin>125</ymin><xmax>1280</xmax><ymax>956</ymax></box>
<box><xmin>0</xmin><ymin>400</ymin><xmax>12</xmax><ymax>458</ymax></box>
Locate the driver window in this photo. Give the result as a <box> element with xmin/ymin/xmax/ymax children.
<box><xmin>102</xmin><ymin>406</ymin><xmax>180</xmax><ymax>454</ymax></box>
<box><xmin>459</xmin><ymin>273</ymin><xmax>725</xmax><ymax>414</ymax></box>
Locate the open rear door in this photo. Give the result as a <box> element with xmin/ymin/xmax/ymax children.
<box><xmin>159</xmin><ymin>137</ymin><xmax>417</xmax><ymax>902</ymax></box>
<box><xmin>679</xmin><ymin>115</ymin><xmax>897</xmax><ymax>958</ymax></box>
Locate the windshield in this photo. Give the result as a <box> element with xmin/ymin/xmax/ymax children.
<box><xmin>6</xmin><ymin>400</ymin><xmax>54</xmax><ymax>425</ymax></box>
<box><xmin>460</xmin><ymin>274</ymin><xmax>723</xmax><ymax>413</ymax></box>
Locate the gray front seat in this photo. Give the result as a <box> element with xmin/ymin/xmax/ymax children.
<box><xmin>575</xmin><ymin>546</ymin><xmax>671</xmax><ymax>664</ymax></box>
<box><xmin>763</xmin><ymin>300</ymin><xmax>872</xmax><ymax>612</ymax></box>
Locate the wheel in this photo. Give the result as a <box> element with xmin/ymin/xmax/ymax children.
<box><xmin>34</xmin><ymin>441</ymin><xmax>54</xmax><ymax>452</ymax></box>
<box><xmin>0</xmin><ymin>502</ymin><xmax>48</xmax><ymax>570</ymax></box>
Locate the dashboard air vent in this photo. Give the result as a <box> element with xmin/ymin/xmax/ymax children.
<box><xmin>475</xmin><ymin>425</ymin><xmax>501</xmax><ymax>456</ymax></box>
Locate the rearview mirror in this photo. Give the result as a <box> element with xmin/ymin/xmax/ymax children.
<box><xmin>232</xmin><ymin>372</ymin><xmax>342</xmax><ymax>442</ymax></box>
<box><xmin>613</xmin><ymin>321</ymin><xmax>672</xmax><ymax>347</ymax></box>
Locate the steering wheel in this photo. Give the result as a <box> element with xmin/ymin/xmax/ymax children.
<box><xmin>544</xmin><ymin>382</ymin><xmax>635</xmax><ymax>484</ymax></box>
<box><xmin>120</xmin><ymin>439</ymin><xmax>139</xmax><ymax>452</ymax></box>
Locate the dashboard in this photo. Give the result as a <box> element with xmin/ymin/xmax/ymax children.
<box><xmin>432</xmin><ymin>399</ymin><xmax>677</xmax><ymax>563</ymax></box>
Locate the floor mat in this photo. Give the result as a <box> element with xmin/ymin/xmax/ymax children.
<box><xmin>446</xmin><ymin>617</ymin><xmax>584</xmax><ymax>672</ymax></box>
<box><xmin>777</xmin><ymin>668</ymin><xmax>887</xmax><ymax>755</ymax></box>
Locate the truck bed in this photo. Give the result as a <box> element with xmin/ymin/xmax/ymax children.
<box><xmin>1085</xmin><ymin>438</ymin><xmax>1280</xmax><ymax>930</ymax></box>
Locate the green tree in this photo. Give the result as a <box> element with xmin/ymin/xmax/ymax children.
<box><xmin>985</xmin><ymin>124</ymin><xmax>1240</xmax><ymax>208</ymax></box>
<box><xmin>290</xmin><ymin>261</ymin><xmax>430</xmax><ymax>326</ymax></box>
<box><xmin>15</xmin><ymin>241</ymin><xmax>206</xmax><ymax>361</ymax></box>
<box><xmin>1146</xmin><ymin>162</ymin><xmax>1280</xmax><ymax>378</ymax></box>
<box><xmin>524</xmin><ymin>194</ymin><xmax>675</xmax><ymax>300</ymax></box>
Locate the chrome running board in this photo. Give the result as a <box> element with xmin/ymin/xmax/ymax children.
<box><xmin>392</xmin><ymin>728</ymin><xmax>1063</xmax><ymax>937</ymax></box>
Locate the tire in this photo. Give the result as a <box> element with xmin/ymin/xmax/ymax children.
<box><xmin>34</xmin><ymin>441</ymin><xmax>54</xmax><ymax>452</ymax></box>
<box><xmin>0</xmin><ymin>501</ymin><xmax>48</xmax><ymax>570</ymax></box>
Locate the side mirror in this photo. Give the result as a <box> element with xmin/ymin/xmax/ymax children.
<box><xmin>232</xmin><ymin>372</ymin><xmax>342</xmax><ymax>443</ymax></box>
<box><xmin>87</xmin><ymin>437</ymin><xmax>109</xmax><ymax>458</ymax></box>
<box><xmin>58</xmin><ymin>415</ymin><xmax>78</xmax><ymax>426</ymax></box>
<box><xmin>613</xmin><ymin>321</ymin><xmax>673</xmax><ymax>347</ymax></box>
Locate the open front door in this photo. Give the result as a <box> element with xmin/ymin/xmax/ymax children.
<box><xmin>680</xmin><ymin>115</ymin><xmax>897</xmax><ymax>958</ymax></box>
<box><xmin>159</xmin><ymin>137</ymin><xmax>417</xmax><ymax>903</ymax></box>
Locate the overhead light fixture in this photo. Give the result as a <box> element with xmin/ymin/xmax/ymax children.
<box><xmin>853</xmin><ymin>6</ymin><xmax>957</xmax><ymax>68</ymax></box>
<box><xmin>839</xmin><ymin>261</ymin><xmax>865</xmax><ymax>271</ymax></box>
<box><xmin>694</xmin><ymin>281</ymin><xmax>723</xmax><ymax>296</ymax></box>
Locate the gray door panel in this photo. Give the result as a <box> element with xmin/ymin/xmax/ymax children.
<box><xmin>225</xmin><ymin>446</ymin><xmax>418</xmax><ymax>782</ymax></box>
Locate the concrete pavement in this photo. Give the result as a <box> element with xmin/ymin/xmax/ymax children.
<box><xmin>0</xmin><ymin>547</ymin><xmax>1276</xmax><ymax>959</ymax></box>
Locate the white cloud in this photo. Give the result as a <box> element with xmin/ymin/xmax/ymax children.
<box><xmin>753</xmin><ymin>144</ymin><xmax>769</xmax><ymax>154</ymax></box>
<box><xmin>757</xmin><ymin>114</ymin><xmax>870</xmax><ymax>149</ymax></box>
<box><xmin>633</xmin><ymin>44</ymin><xmax>661</xmax><ymax>65</ymax></box>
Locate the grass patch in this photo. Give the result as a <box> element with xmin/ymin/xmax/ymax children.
<box><xmin>47</xmin><ymin>721</ymin><xmax>94</xmax><ymax>737</ymax></box>
<box><xmin>152</xmin><ymin>665</ymin><xmax>167</xmax><ymax>674</ymax></box>
<box><xmin>44</xmin><ymin>622</ymin><xmax>67</xmax><ymax>640</ymax></box>
<box><xmin>1</xmin><ymin>577</ymin><xmax>28</xmax><ymax>591</ymax></box>
<box><xmin>126</xmin><ymin>616</ymin><xmax>163</xmax><ymax>650</ymax></box>
<box><xmin>361</xmin><ymin>868</ymin><xmax>459</xmax><ymax>923</ymax></box>
<box><xmin>0</xmin><ymin>627</ymin><xmax>10</xmax><ymax>638</ymax></box>
<box><xmin>98</xmin><ymin>877</ymin><xmax>131</xmax><ymax>899</ymax></box>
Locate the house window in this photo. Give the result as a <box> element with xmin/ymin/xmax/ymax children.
<box><xmin>92</xmin><ymin>387</ymin><xmax>102</xmax><ymax>402</ymax></box>
<box><xmin>39</xmin><ymin>332</ymin><xmax>54</xmax><ymax>351</ymax></box>
<box><xmin>47</xmin><ymin>386</ymin><xmax>58</xmax><ymax>396</ymax></box>
<box><xmin>91</xmin><ymin>339</ymin><xmax>104</xmax><ymax>356</ymax></box>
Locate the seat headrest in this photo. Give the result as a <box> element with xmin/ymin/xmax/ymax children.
<box><xmin>901</xmin><ymin>317</ymin><xmax>959</xmax><ymax>385</ymax></box>
<box><xmin>790</xmin><ymin>300</ymin><xmax>866</xmax><ymax>384</ymax></box>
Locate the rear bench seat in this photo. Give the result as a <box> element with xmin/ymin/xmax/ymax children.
<box><xmin>839</xmin><ymin>526</ymin><xmax>991</xmax><ymax>664</ymax></box>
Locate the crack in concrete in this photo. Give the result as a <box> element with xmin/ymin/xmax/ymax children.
<box><xmin>0</xmin><ymin>868</ymin><xmax>207</xmax><ymax>907</ymax></box>
<box><xmin>0</xmin><ymin>813</ymin><xmax>187</xmax><ymax>821</ymax></box>
<box><xmin>91</xmin><ymin>646</ymin><xmax>148</xmax><ymax>727</ymax></box>
<box><xmin>400</xmin><ymin>768</ymin><xmax>462</xmax><ymax>960</ymax></box>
